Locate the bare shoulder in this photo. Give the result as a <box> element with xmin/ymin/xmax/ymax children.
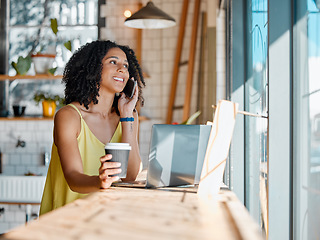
<box><xmin>54</xmin><ymin>104</ymin><xmax>82</xmax><ymax>136</ymax></box>
<box><xmin>54</xmin><ymin>104</ymin><xmax>80</xmax><ymax>123</ymax></box>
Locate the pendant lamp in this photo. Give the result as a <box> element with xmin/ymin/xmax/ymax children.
<box><xmin>124</xmin><ymin>1</ymin><xmax>176</xmax><ymax>29</ymax></box>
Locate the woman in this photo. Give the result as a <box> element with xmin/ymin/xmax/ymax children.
<box><xmin>40</xmin><ymin>40</ymin><xmax>145</xmax><ymax>215</ymax></box>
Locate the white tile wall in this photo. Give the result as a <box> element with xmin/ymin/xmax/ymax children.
<box><xmin>0</xmin><ymin>0</ymin><xmax>214</xmax><ymax>234</ymax></box>
<box><xmin>0</xmin><ymin>204</ymin><xmax>40</xmax><ymax>234</ymax></box>
<box><xmin>103</xmin><ymin>0</ymin><xmax>208</xmax><ymax>126</ymax></box>
<box><xmin>101</xmin><ymin>0</ymin><xmax>209</xmax><ymax>170</ymax></box>
<box><xmin>0</xmin><ymin>120</ymin><xmax>52</xmax><ymax>234</ymax></box>
<box><xmin>0</xmin><ymin>120</ymin><xmax>53</xmax><ymax>176</ymax></box>
<box><xmin>216</xmin><ymin>9</ymin><xmax>226</xmax><ymax>102</ymax></box>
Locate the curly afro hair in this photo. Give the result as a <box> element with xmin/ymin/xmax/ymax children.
<box><xmin>62</xmin><ymin>40</ymin><xmax>145</xmax><ymax>115</ymax></box>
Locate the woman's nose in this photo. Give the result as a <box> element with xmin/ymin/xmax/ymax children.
<box><xmin>117</xmin><ymin>65</ymin><xmax>126</xmax><ymax>73</ymax></box>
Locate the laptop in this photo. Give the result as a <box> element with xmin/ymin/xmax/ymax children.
<box><xmin>112</xmin><ymin>124</ymin><xmax>211</xmax><ymax>188</ymax></box>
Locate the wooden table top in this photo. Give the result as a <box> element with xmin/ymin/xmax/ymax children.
<box><xmin>0</xmin><ymin>185</ymin><xmax>263</xmax><ymax>240</ymax></box>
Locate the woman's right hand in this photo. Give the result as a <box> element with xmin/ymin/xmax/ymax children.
<box><xmin>99</xmin><ymin>154</ymin><xmax>122</xmax><ymax>189</ymax></box>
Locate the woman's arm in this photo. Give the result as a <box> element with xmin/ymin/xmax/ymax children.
<box><xmin>54</xmin><ymin>106</ymin><xmax>121</xmax><ymax>193</ymax></box>
<box><xmin>118</xmin><ymin>86</ymin><xmax>142</xmax><ymax>181</ymax></box>
<box><xmin>120</xmin><ymin>110</ymin><xmax>141</xmax><ymax>181</ymax></box>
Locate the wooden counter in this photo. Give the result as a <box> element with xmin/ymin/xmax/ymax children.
<box><xmin>0</xmin><ymin>186</ymin><xmax>263</xmax><ymax>240</ymax></box>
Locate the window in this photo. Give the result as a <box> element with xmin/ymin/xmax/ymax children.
<box><xmin>244</xmin><ymin>0</ymin><xmax>268</xmax><ymax>230</ymax></box>
<box><xmin>229</xmin><ymin>0</ymin><xmax>268</xmax><ymax>236</ymax></box>
<box><xmin>8</xmin><ymin>0</ymin><xmax>98</xmax><ymax>115</ymax></box>
<box><xmin>294</xmin><ymin>0</ymin><xmax>320</xmax><ymax>239</ymax></box>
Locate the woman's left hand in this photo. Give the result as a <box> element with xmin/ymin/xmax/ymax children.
<box><xmin>118</xmin><ymin>83</ymin><xmax>138</xmax><ymax>117</ymax></box>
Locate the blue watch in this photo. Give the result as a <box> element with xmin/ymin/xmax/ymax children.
<box><xmin>120</xmin><ymin>117</ymin><xmax>134</xmax><ymax>122</ymax></box>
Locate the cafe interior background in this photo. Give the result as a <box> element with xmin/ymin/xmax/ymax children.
<box><xmin>0</xmin><ymin>0</ymin><xmax>319</xmax><ymax>239</ymax></box>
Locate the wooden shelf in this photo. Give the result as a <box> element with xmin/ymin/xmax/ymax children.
<box><xmin>138</xmin><ymin>115</ymin><xmax>150</xmax><ymax>121</ymax></box>
<box><xmin>0</xmin><ymin>115</ymin><xmax>53</xmax><ymax>121</ymax></box>
<box><xmin>0</xmin><ymin>74</ymin><xmax>63</xmax><ymax>81</ymax></box>
<box><xmin>0</xmin><ymin>115</ymin><xmax>149</xmax><ymax>121</ymax></box>
<box><xmin>0</xmin><ymin>74</ymin><xmax>149</xmax><ymax>122</ymax></box>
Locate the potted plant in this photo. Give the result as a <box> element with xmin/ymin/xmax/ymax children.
<box><xmin>31</xmin><ymin>18</ymin><xmax>72</xmax><ymax>75</ymax></box>
<box><xmin>33</xmin><ymin>91</ymin><xmax>64</xmax><ymax>117</ymax></box>
<box><xmin>11</xmin><ymin>18</ymin><xmax>72</xmax><ymax>76</ymax></box>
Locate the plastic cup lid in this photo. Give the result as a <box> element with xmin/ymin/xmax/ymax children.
<box><xmin>105</xmin><ymin>143</ymin><xmax>131</xmax><ymax>150</ymax></box>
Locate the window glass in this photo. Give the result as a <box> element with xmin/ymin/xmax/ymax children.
<box><xmin>10</xmin><ymin>0</ymin><xmax>45</xmax><ymax>26</ymax></box>
<box><xmin>8</xmin><ymin>0</ymin><xmax>98</xmax><ymax>116</ymax></box>
<box><xmin>245</xmin><ymin>0</ymin><xmax>268</xmax><ymax>233</ymax></box>
<box><xmin>294</xmin><ymin>0</ymin><xmax>320</xmax><ymax>239</ymax></box>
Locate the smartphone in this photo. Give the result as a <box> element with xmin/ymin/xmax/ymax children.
<box><xmin>123</xmin><ymin>78</ymin><xmax>137</xmax><ymax>98</ymax></box>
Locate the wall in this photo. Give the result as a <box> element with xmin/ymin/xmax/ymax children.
<box><xmin>101</xmin><ymin>0</ymin><xmax>208</xmax><ymax>166</ymax></box>
<box><xmin>216</xmin><ymin>9</ymin><xmax>226</xmax><ymax>102</ymax></box>
<box><xmin>0</xmin><ymin>0</ymin><xmax>210</xmax><ymax>234</ymax></box>
<box><xmin>0</xmin><ymin>120</ymin><xmax>53</xmax><ymax>176</ymax></box>
<box><xmin>0</xmin><ymin>204</ymin><xmax>40</xmax><ymax>234</ymax></box>
<box><xmin>0</xmin><ymin>119</ymin><xmax>53</xmax><ymax>233</ymax></box>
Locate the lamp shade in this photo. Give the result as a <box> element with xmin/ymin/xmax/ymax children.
<box><xmin>124</xmin><ymin>1</ymin><xmax>176</xmax><ymax>29</ymax></box>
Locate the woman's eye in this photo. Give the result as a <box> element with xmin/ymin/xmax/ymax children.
<box><xmin>124</xmin><ymin>64</ymin><xmax>128</xmax><ymax>69</ymax></box>
<box><xmin>110</xmin><ymin>60</ymin><xmax>116</xmax><ymax>64</ymax></box>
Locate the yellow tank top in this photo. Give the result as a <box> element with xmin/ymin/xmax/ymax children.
<box><xmin>39</xmin><ymin>104</ymin><xmax>121</xmax><ymax>215</ymax></box>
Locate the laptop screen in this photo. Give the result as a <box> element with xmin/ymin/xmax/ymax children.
<box><xmin>146</xmin><ymin>124</ymin><xmax>211</xmax><ymax>188</ymax></box>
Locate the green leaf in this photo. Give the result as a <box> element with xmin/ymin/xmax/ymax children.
<box><xmin>33</xmin><ymin>91</ymin><xmax>64</xmax><ymax>106</ymax></box>
<box><xmin>11</xmin><ymin>62</ymin><xmax>18</xmax><ymax>73</ymax></box>
<box><xmin>64</xmin><ymin>41</ymin><xmax>72</xmax><ymax>52</ymax></box>
<box><xmin>181</xmin><ymin>111</ymin><xmax>201</xmax><ymax>125</ymax></box>
<box><xmin>50</xmin><ymin>18</ymin><xmax>58</xmax><ymax>35</ymax></box>
<box><xmin>48</xmin><ymin>67</ymin><xmax>57</xmax><ymax>75</ymax></box>
<box><xmin>11</xmin><ymin>55</ymin><xmax>32</xmax><ymax>75</ymax></box>
<box><xmin>33</xmin><ymin>92</ymin><xmax>46</xmax><ymax>105</ymax></box>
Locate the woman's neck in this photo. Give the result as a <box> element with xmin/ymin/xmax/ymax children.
<box><xmin>86</xmin><ymin>91</ymin><xmax>116</xmax><ymax>117</ymax></box>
